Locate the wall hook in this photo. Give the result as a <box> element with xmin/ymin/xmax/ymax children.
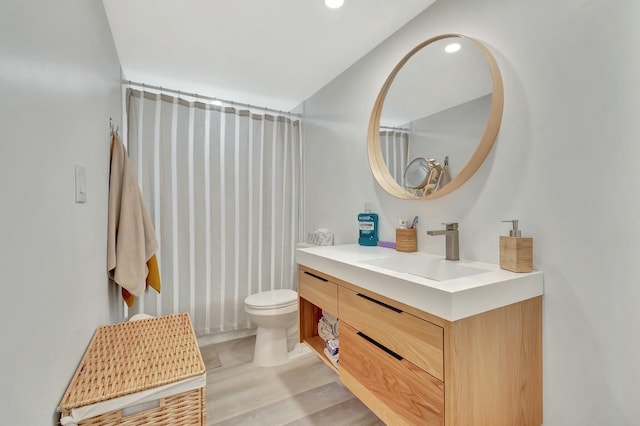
<box><xmin>109</xmin><ymin>117</ymin><xmax>119</xmax><ymax>137</ymax></box>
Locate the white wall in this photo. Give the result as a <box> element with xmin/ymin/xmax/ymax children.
<box><xmin>408</xmin><ymin>94</ymin><xmax>492</xmax><ymax>179</ymax></box>
<box><xmin>0</xmin><ymin>1</ymin><xmax>122</xmax><ymax>424</ymax></box>
<box><xmin>303</xmin><ymin>0</ymin><xmax>640</xmax><ymax>423</ymax></box>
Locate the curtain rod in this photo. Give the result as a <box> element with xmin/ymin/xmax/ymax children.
<box><xmin>380</xmin><ymin>125</ymin><xmax>410</xmax><ymax>132</ymax></box>
<box><xmin>123</xmin><ymin>80</ymin><xmax>303</xmax><ymax>119</ymax></box>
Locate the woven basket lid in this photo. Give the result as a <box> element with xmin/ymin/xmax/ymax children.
<box><xmin>59</xmin><ymin>313</ymin><xmax>205</xmax><ymax>411</ymax></box>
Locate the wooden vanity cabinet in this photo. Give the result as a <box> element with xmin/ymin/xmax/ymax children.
<box><xmin>297</xmin><ymin>265</ymin><xmax>542</xmax><ymax>425</ymax></box>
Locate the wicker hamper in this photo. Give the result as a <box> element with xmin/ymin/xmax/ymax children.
<box><xmin>58</xmin><ymin>313</ymin><xmax>206</xmax><ymax>426</ymax></box>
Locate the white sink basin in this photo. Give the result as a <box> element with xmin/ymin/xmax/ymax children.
<box><xmin>359</xmin><ymin>254</ymin><xmax>490</xmax><ymax>281</ymax></box>
<box><xmin>296</xmin><ymin>244</ymin><xmax>544</xmax><ymax>321</ymax></box>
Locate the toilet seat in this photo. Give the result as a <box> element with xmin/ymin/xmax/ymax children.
<box><xmin>244</xmin><ymin>289</ymin><xmax>297</xmax><ymax>310</ymax></box>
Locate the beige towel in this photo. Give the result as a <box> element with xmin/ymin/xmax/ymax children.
<box><xmin>107</xmin><ymin>135</ymin><xmax>160</xmax><ymax>302</ymax></box>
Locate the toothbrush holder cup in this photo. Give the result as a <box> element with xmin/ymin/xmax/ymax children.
<box><xmin>396</xmin><ymin>228</ymin><xmax>417</xmax><ymax>253</ymax></box>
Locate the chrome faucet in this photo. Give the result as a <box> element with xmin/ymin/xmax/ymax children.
<box><xmin>426</xmin><ymin>222</ymin><xmax>459</xmax><ymax>261</ymax></box>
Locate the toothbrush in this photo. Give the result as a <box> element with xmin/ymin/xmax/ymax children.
<box><xmin>409</xmin><ymin>216</ymin><xmax>419</xmax><ymax>229</ymax></box>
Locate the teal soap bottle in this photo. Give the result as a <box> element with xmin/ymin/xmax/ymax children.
<box><xmin>358</xmin><ymin>206</ymin><xmax>379</xmax><ymax>246</ymax></box>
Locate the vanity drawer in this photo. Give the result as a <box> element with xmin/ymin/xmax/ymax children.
<box><xmin>340</xmin><ymin>323</ymin><xmax>444</xmax><ymax>426</ymax></box>
<box><xmin>338</xmin><ymin>286</ymin><xmax>444</xmax><ymax>381</ymax></box>
<box><xmin>298</xmin><ymin>268</ymin><xmax>338</xmax><ymax>316</ymax></box>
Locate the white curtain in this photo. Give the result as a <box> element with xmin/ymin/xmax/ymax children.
<box><xmin>380</xmin><ymin>130</ymin><xmax>409</xmax><ymax>186</ymax></box>
<box><xmin>126</xmin><ymin>88</ymin><xmax>303</xmax><ymax>335</ymax></box>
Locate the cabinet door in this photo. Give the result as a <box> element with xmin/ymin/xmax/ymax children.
<box><xmin>298</xmin><ymin>268</ymin><xmax>338</xmax><ymax>316</ymax></box>
<box><xmin>339</xmin><ymin>286</ymin><xmax>444</xmax><ymax>381</ymax></box>
<box><xmin>340</xmin><ymin>323</ymin><xmax>444</xmax><ymax>426</ymax></box>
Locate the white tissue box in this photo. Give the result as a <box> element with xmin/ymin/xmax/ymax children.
<box><xmin>307</xmin><ymin>230</ymin><xmax>334</xmax><ymax>246</ymax></box>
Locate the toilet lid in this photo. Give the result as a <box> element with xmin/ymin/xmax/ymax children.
<box><xmin>245</xmin><ymin>289</ymin><xmax>298</xmax><ymax>310</ymax></box>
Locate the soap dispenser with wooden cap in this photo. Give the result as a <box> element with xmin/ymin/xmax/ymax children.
<box><xmin>499</xmin><ymin>220</ymin><xmax>533</xmax><ymax>273</ymax></box>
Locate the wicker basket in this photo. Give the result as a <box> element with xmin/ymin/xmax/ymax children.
<box><xmin>58</xmin><ymin>313</ymin><xmax>206</xmax><ymax>425</ymax></box>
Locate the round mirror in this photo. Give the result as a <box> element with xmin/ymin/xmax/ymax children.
<box><xmin>367</xmin><ymin>34</ymin><xmax>504</xmax><ymax>200</ymax></box>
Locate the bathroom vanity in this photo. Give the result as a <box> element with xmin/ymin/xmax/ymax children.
<box><xmin>297</xmin><ymin>244</ymin><xmax>543</xmax><ymax>426</ymax></box>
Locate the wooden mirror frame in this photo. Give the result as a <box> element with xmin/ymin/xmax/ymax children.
<box><xmin>367</xmin><ymin>34</ymin><xmax>504</xmax><ymax>200</ymax></box>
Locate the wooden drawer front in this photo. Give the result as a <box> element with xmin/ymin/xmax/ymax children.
<box><xmin>340</xmin><ymin>323</ymin><xmax>444</xmax><ymax>426</ymax></box>
<box><xmin>339</xmin><ymin>286</ymin><xmax>444</xmax><ymax>381</ymax></box>
<box><xmin>298</xmin><ymin>269</ymin><xmax>338</xmax><ymax>316</ymax></box>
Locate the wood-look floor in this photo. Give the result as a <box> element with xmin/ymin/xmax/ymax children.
<box><xmin>205</xmin><ymin>335</ymin><xmax>383</xmax><ymax>426</ymax></box>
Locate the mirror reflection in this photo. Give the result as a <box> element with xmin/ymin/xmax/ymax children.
<box><xmin>404</xmin><ymin>157</ymin><xmax>431</xmax><ymax>189</ymax></box>
<box><xmin>403</xmin><ymin>157</ymin><xmax>451</xmax><ymax>197</ymax></box>
<box><xmin>369</xmin><ymin>34</ymin><xmax>502</xmax><ymax>199</ymax></box>
<box><xmin>381</xmin><ymin>36</ymin><xmax>492</xmax><ymax>191</ymax></box>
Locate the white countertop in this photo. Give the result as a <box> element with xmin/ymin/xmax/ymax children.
<box><xmin>296</xmin><ymin>244</ymin><xmax>544</xmax><ymax>321</ymax></box>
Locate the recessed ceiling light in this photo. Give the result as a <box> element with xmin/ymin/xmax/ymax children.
<box><xmin>445</xmin><ymin>43</ymin><xmax>461</xmax><ymax>53</ymax></box>
<box><xmin>325</xmin><ymin>0</ymin><xmax>344</xmax><ymax>9</ymax></box>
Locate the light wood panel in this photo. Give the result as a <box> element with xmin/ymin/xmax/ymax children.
<box><xmin>339</xmin><ymin>286</ymin><xmax>444</xmax><ymax>381</ymax></box>
<box><xmin>340</xmin><ymin>323</ymin><xmax>444</xmax><ymax>426</ymax></box>
<box><xmin>298</xmin><ymin>297</ymin><xmax>321</xmax><ymax>343</ymax></box>
<box><xmin>336</xmin><ymin>278</ymin><xmax>449</xmax><ymax>327</ymax></box>
<box><xmin>298</xmin><ymin>268</ymin><xmax>338</xmax><ymax>316</ymax></box>
<box><xmin>445</xmin><ymin>296</ymin><xmax>543</xmax><ymax>425</ymax></box>
<box><xmin>298</xmin><ymin>267</ymin><xmax>340</xmax><ymax>374</ymax></box>
<box><xmin>298</xmin><ymin>298</ymin><xmax>338</xmax><ymax>373</ymax></box>
<box><xmin>340</xmin><ymin>370</ymin><xmax>412</xmax><ymax>426</ymax></box>
<box><xmin>304</xmin><ymin>335</ymin><xmax>339</xmax><ymax>374</ymax></box>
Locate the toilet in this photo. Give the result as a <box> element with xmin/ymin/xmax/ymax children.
<box><xmin>244</xmin><ymin>289</ymin><xmax>298</xmax><ymax>367</ymax></box>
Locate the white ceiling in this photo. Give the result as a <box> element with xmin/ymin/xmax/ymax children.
<box><xmin>102</xmin><ymin>0</ymin><xmax>435</xmax><ymax>111</ymax></box>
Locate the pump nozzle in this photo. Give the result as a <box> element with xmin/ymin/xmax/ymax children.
<box><xmin>501</xmin><ymin>220</ymin><xmax>522</xmax><ymax>237</ymax></box>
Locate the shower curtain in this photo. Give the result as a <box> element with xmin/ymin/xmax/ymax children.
<box><xmin>125</xmin><ymin>88</ymin><xmax>303</xmax><ymax>335</ymax></box>
<box><xmin>380</xmin><ymin>130</ymin><xmax>409</xmax><ymax>186</ymax></box>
